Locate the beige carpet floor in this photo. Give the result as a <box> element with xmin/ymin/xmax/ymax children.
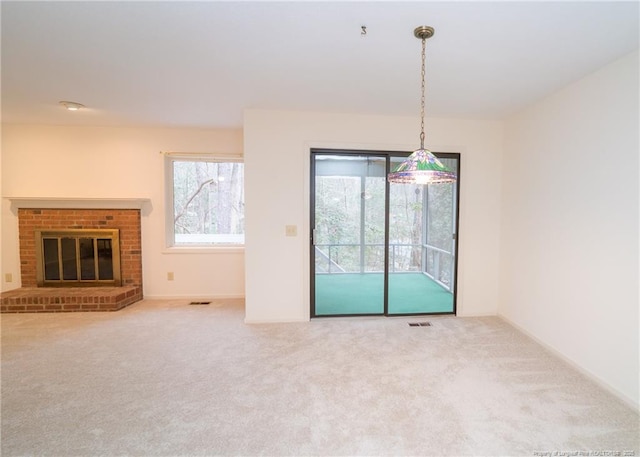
<box><xmin>1</xmin><ymin>299</ymin><xmax>638</xmax><ymax>456</ymax></box>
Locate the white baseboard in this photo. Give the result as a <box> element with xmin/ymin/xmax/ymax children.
<box><xmin>142</xmin><ymin>294</ymin><xmax>245</xmax><ymax>300</ymax></box>
<box><xmin>244</xmin><ymin>317</ymin><xmax>309</xmax><ymax>324</ymax></box>
<box><xmin>456</xmin><ymin>312</ymin><xmax>497</xmax><ymax>317</ymax></box>
<box><xmin>499</xmin><ymin>313</ymin><xmax>639</xmax><ymax>412</ymax></box>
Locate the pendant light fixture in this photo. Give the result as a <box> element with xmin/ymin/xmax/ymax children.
<box><xmin>388</xmin><ymin>26</ymin><xmax>456</xmax><ymax>185</ymax></box>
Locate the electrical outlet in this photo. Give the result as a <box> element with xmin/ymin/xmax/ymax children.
<box><xmin>285</xmin><ymin>225</ymin><xmax>297</xmax><ymax>237</ymax></box>
<box><xmin>5</xmin><ymin>273</ymin><xmax>12</xmax><ymax>283</ymax></box>
<box><xmin>167</xmin><ymin>272</ymin><xmax>174</xmax><ymax>281</ymax></box>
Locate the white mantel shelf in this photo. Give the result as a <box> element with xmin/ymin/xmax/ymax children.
<box><xmin>6</xmin><ymin>197</ymin><xmax>152</xmax><ymax>210</ymax></box>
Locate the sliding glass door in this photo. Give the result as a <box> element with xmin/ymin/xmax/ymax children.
<box><xmin>311</xmin><ymin>150</ymin><xmax>459</xmax><ymax>317</ymax></box>
<box><xmin>312</xmin><ymin>154</ymin><xmax>387</xmax><ymax>315</ymax></box>
<box><xmin>387</xmin><ymin>156</ymin><xmax>458</xmax><ymax>314</ymax></box>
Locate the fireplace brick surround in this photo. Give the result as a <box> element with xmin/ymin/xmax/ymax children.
<box><xmin>1</xmin><ymin>208</ymin><xmax>143</xmax><ymax>313</ymax></box>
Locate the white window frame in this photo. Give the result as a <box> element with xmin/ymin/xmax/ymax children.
<box><xmin>164</xmin><ymin>152</ymin><xmax>244</xmax><ymax>251</ymax></box>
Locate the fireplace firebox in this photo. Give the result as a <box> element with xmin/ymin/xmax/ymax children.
<box><xmin>35</xmin><ymin>229</ymin><xmax>122</xmax><ymax>287</ymax></box>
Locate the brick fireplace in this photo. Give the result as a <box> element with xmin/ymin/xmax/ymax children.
<box><xmin>1</xmin><ymin>205</ymin><xmax>144</xmax><ymax>313</ymax></box>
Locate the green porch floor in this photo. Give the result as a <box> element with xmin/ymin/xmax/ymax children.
<box><xmin>314</xmin><ymin>273</ymin><xmax>453</xmax><ymax>315</ymax></box>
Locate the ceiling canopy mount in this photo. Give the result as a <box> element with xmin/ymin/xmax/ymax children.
<box><xmin>414</xmin><ymin>26</ymin><xmax>434</xmax><ymax>40</ymax></box>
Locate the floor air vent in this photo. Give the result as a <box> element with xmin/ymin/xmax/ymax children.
<box><xmin>189</xmin><ymin>301</ymin><xmax>211</xmax><ymax>305</ymax></box>
<box><xmin>408</xmin><ymin>322</ymin><xmax>431</xmax><ymax>327</ymax></box>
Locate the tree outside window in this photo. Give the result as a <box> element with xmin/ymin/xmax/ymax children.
<box><xmin>169</xmin><ymin>159</ymin><xmax>244</xmax><ymax>245</ymax></box>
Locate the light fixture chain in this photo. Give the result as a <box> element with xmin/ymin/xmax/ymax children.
<box><xmin>420</xmin><ymin>37</ymin><xmax>426</xmax><ymax>149</ymax></box>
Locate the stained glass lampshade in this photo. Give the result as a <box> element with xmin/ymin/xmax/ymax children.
<box><xmin>387</xmin><ymin>148</ymin><xmax>456</xmax><ymax>184</ymax></box>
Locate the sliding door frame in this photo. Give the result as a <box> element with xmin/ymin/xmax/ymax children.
<box><xmin>310</xmin><ymin>148</ymin><xmax>461</xmax><ymax>318</ymax></box>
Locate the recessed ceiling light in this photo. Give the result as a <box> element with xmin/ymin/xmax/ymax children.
<box><xmin>59</xmin><ymin>101</ymin><xmax>85</xmax><ymax>111</ymax></box>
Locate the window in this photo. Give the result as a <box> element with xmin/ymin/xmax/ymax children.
<box><xmin>165</xmin><ymin>155</ymin><xmax>244</xmax><ymax>246</ymax></box>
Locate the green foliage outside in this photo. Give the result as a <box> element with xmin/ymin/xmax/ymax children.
<box><xmin>315</xmin><ymin>172</ymin><xmax>454</xmax><ymax>283</ymax></box>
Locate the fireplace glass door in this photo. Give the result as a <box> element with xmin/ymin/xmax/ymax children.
<box><xmin>36</xmin><ymin>229</ymin><xmax>121</xmax><ymax>286</ymax></box>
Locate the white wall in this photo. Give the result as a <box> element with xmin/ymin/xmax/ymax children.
<box><xmin>244</xmin><ymin>109</ymin><xmax>503</xmax><ymax>323</ymax></box>
<box><xmin>501</xmin><ymin>51</ymin><xmax>639</xmax><ymax>408</ymax></box>
<box><xmin>1</xmin><ymin>125</ymin><xmax>245</xmax><ymax>299</ymax></box>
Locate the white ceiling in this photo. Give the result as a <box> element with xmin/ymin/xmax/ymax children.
<box><xmin>1</xmin><ymin>1</ymin><xmax>638</xmax><ymax>128</ymax></box>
